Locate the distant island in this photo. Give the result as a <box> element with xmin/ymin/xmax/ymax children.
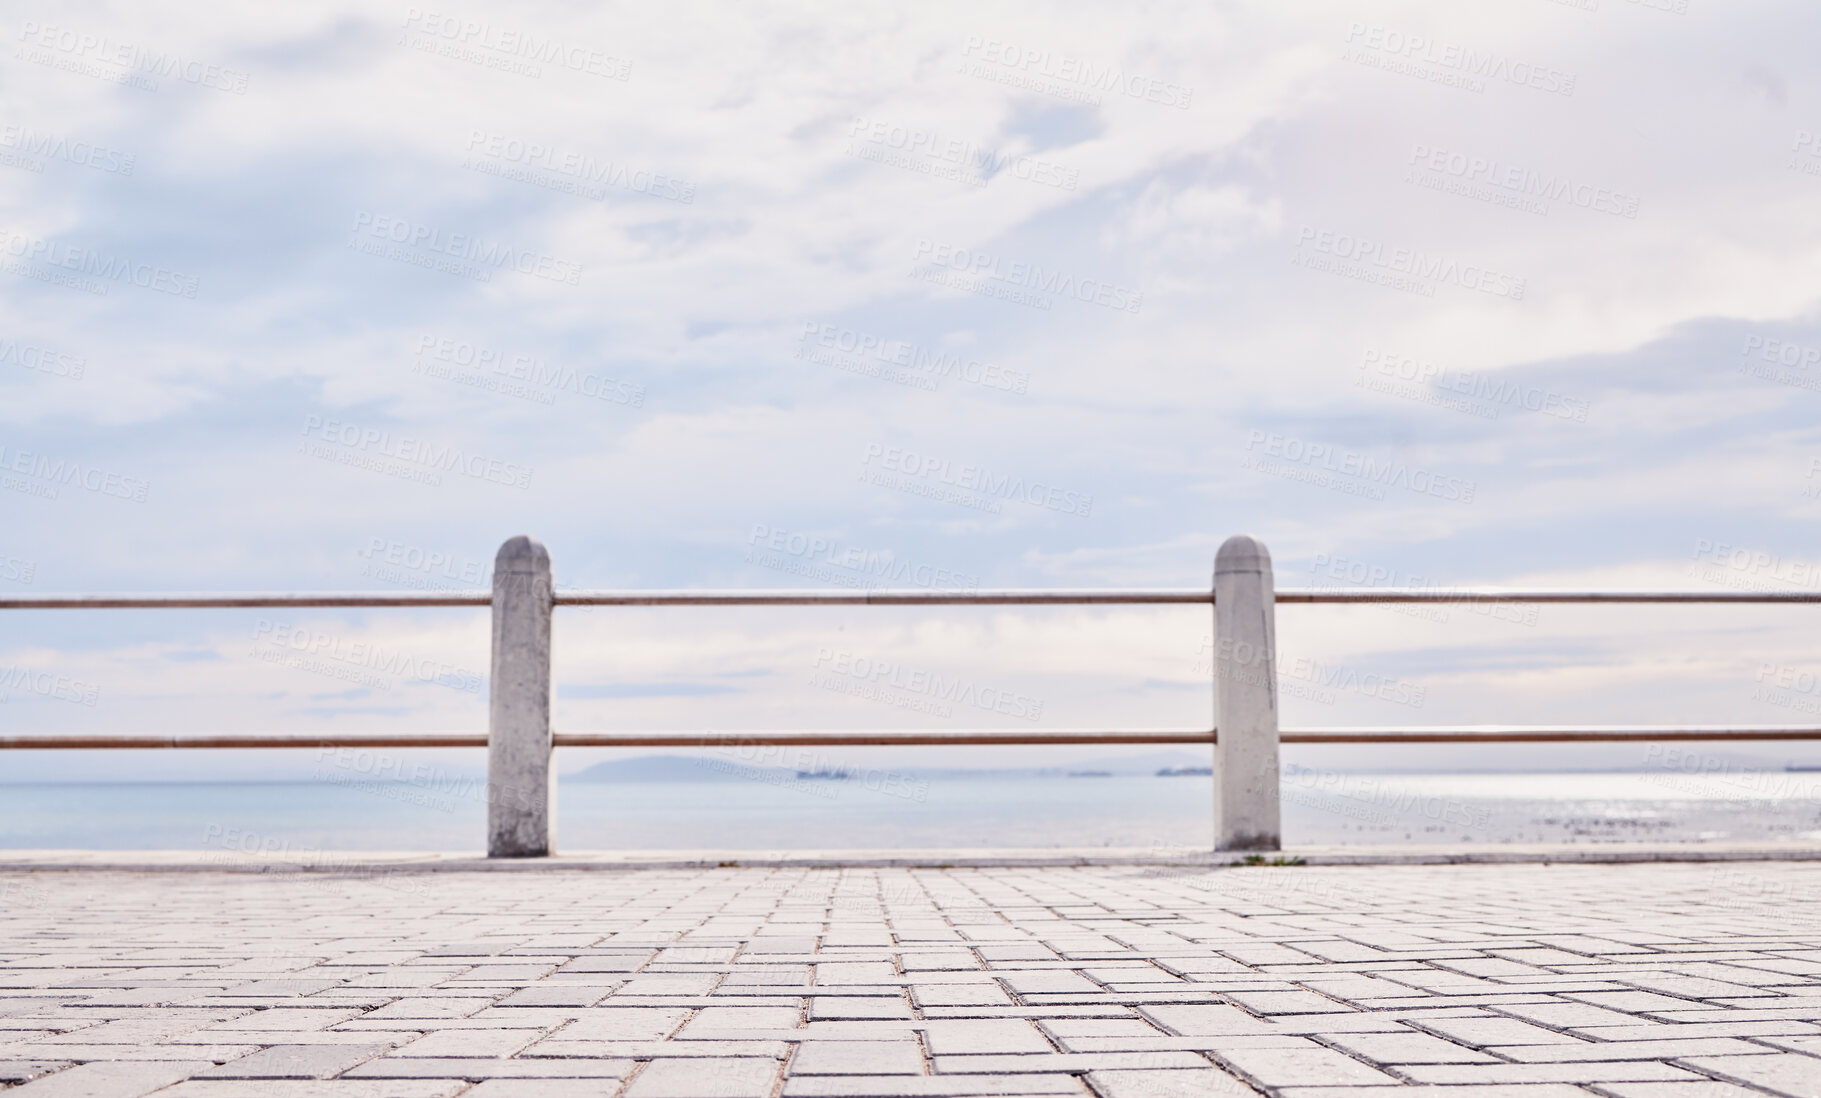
<box><xmin>1157</xmin><ymin>766</ymin><xmax>1213</xmax><ymax>777</ymax></box>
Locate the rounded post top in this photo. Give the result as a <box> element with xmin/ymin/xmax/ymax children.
<box><xmin>494</xmin><ymin>535</ymin><xmax>551</xmax><ymax>572</ymax></box>
<box><xmin>1215</xmin><ymin>534</ymin><xmax>1273</xmax><ymax>576</ymax></box>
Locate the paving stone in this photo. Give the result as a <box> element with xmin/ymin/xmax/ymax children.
<box><xmin>1678</xmin><ymin>1054</ymin><xmax>1821</xmax><ymax>1098</ymax></box>
<box><xmin>453</xmin><ymin>1084</ymin><xmax>615</xmax><ymax>1098</ymax></box>
<box><xmin>391</xmin><ymin>1029</ymin><xmax>543</xmax><ymax>1057</ymax></box>
<box><xmin>195</xmin><ymin>1042</ymin><xmax>390</xmax><ymax>1078</ymax></box>
<box><xmin>789</xmin><ymin>1039</ymin><xmax>924</xmax><ymax>1075</ymax></box>
<box><xmin>918</xmin><ymin>1020</ymin><xmax>1051</xmax><ymax>1055</ymax></box>
<box><xmin>621</xmin><ymin>1057</ymin><xmax>780</xmax><ymax>1098</ymax></box>
<box><xmin>1592</xmin><ymin>1084</ymin><xmax>1781</xmax><ymax>1098</ymax></box>
<box><xmin>0</xmin><ymin>1062</ymin><xmax>74</xmax><ymax>1084</ymax></box>
<box><xmin>345</xmin><ymin>1058</ymin><xmax>636</xmax><ymax>1079</ymax></box>
<box><xmin>1213</xmin><ymin>1045</ymin><xmax>1402</xmax><ymax>1087</ymax></box>
<box><xmin>1321</xmin><ymin>1031</ymin><xmax>1500</xmax><ymax>1064</ymax></box>
<box><xmin>4</xmin><ymin>1060</ymin><xmax>211</xmax><ymax>1096</ymax></box>
<box><xmin>157</xmin><ymin>1083</ymin><xmax>468</xmax><ymax>1097</ymax></box>
<box><xmin>807</xmin><ymin>995</ymin><xmax>911</xmax><ymax>1021</ymax></box>
<box><xmin>783</xmin><ymin>1075</ymin><xmax>1079</xmax><ymax>1096</ymax></box>
<box><xmin>1410</xmin><ymin>1016</ymin><xmax>1585</xmax><ymax>1046</ymax></box>
<box><xmin>1276</xmin><ymin>1089</ymin><xmax>1591</xmax><ymax>1098</ymax></box>
<box><xmin>1089</xmin><ymin>1067</ymin><xmax>1262</xmax><ymax>1097</ymax></box>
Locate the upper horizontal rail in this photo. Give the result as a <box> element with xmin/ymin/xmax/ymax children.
<box><xmin>7</xmin><ymin>725</ymin><xmax>1821</xmax><ymax>749</ymax></box>
<box><xmin>1276</xmin><ymin>589</ymin><xmax>1821</xmax><ymax>604</ymax></box>
<box><xmin>0</xmin><ymin>593</ymin><xmax>493</xmax><ymax>609</ymax></box>
<box><xmin>5</xmin><ymin>587</ymin><xmax>1821</xmax><ymax>609</ymax></box>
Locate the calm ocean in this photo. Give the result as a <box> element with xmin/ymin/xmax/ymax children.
<box><xmin>4</xmin><ymin>771</ymin><xmax>1820</xmax><ymax>852</ymax></box>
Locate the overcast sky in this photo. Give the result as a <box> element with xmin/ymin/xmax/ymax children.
<box><xmin>5</xmin><ymin>0</ymin><xmax>1821</xmax><ymax>781</ymax></box>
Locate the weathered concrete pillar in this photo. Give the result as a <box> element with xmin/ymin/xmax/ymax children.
<box><xmin>488</xmin><ymin>536</ymin><xmax>554</xmax><ymax>857</ymax></box>
<box><xmin>1214</xmin><ymin>534</ymin><xmax>1281</xmax><ymax>851</ymax></box>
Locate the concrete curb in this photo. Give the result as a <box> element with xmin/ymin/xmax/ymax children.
<box><xmin>3</xmin><ymin>842</ymin><xmax>1820</xmax><ymax>873</ymax></box>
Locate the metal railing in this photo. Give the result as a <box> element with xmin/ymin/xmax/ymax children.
<box><xmin>4</xmin><ymin>534</ymin><xmax>1818</xmax><ymax>854</ymax></box>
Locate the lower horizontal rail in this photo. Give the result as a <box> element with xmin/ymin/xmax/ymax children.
<box><xmin>6</xmin><ymin>725</ymin><xmax>1821</xmax><ymax>749</ymax></box>
<box><xmin>7</xmin><ymin>588</ymin><xmax>1821</xmax><ymax>610</ymax></box>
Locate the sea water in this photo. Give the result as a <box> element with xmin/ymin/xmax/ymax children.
<box><xmin>4</xmin><ymin>771</ymin><xmax>1820</xmax><ymax>851</ymax></box>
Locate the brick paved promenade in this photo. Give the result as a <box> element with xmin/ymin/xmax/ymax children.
<box><xmin>2</xmin><ymin>862</ymin><xmax>1820</xmax><ymax>1096</ymax></box>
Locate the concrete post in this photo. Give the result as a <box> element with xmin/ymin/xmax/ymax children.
<box><xmin>1214</xmin><ymin>534</ymin><xmax>1281</xmax><ymax>851</ymax></box>
<box><xmin>488</xmin><ymin>535</ymin><xmax>554</xmax><ymax>857</ymax></box>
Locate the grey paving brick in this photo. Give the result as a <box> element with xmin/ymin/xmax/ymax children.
<box><xmin>1276</xmin><ymin>1089</ymin><xmax>1591</xmax><ymax>1098</ymax></box>
<box><xmin>195</xmin><ymin>1042</ymin><xmax>390</xmax><ymax>1078</ymax></box>
<box><xmin>1213</xmin><ymin>1045</ymin><xmax>1402</xmax><ymax>1087</ymax></box>
<box><xmin>458</xmin><ymin>1083</ymin><xmax>621</xmax><ymax>1098</ymax></box>
<box><xmin>918</xmin><ymin>1020</ymin><xmax>1050</xmax><ymax>1055</ymax></box>
<box><xmin>345</xmin><ymin>1058</ymin><xmax>636</xmax><ymax>1079</ymax></box>
<box><xmin>0</xmin><ymin>1062</ymin><xmax>75</xmax><ymax>1084</ymax></box>
<box><xmin>1411</xmin><ymin>1016</ymin><xmax>1585</xmax><ymax>1046</ymax></box>
<box><xmin>157</xmin><ymin>1083</ymin><xmax>469</xmax><ymax>1097</ymax></box>
<box><xmin>392</xmin><ymin>1029</ymin><xmax>543</xmax><ymax>1057</ymax></box>
<box><xmin>1089</xmin><ymin>1067</ymin><xmax>1262</xmax><ymax>1097</ymax></box>
<box><xmin>4</xmin><ymin>1060</ymin><xmax>210</xmax><ymax>1096</ymax></box>
<box><xmin>1593</xmin><ymin>1084</ymin><xmax>1785</xmax><ymax>1098</ymax></box>
<box><xmin>622</xmin><ymin>1057</ymin><xmax>780</xmax><ymax>1098</ymax></box>
<box><xmin>1321</xmin><ymin>1031</ymin><xmax>1500</xmax><ymax>1064</ymax></box>
<box><xmin>789</xmin><ymin>1039</ymin><xmax>924</xmax><ymax>1075</ymax></box>
<box><xmin>1677</xmin><ymin>1054</ymin><xmax>1821</xmax><ymax>1098</ymax></box>
<box><xmin>807</xmin><ymin>995</ymin><xmax>911</xmax><ymax>1021</ymax></box>
<box><xmin>783</xmin><ymin>1075</ymin><xmax>1080</xmax><ymax>1096</ymax></box>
